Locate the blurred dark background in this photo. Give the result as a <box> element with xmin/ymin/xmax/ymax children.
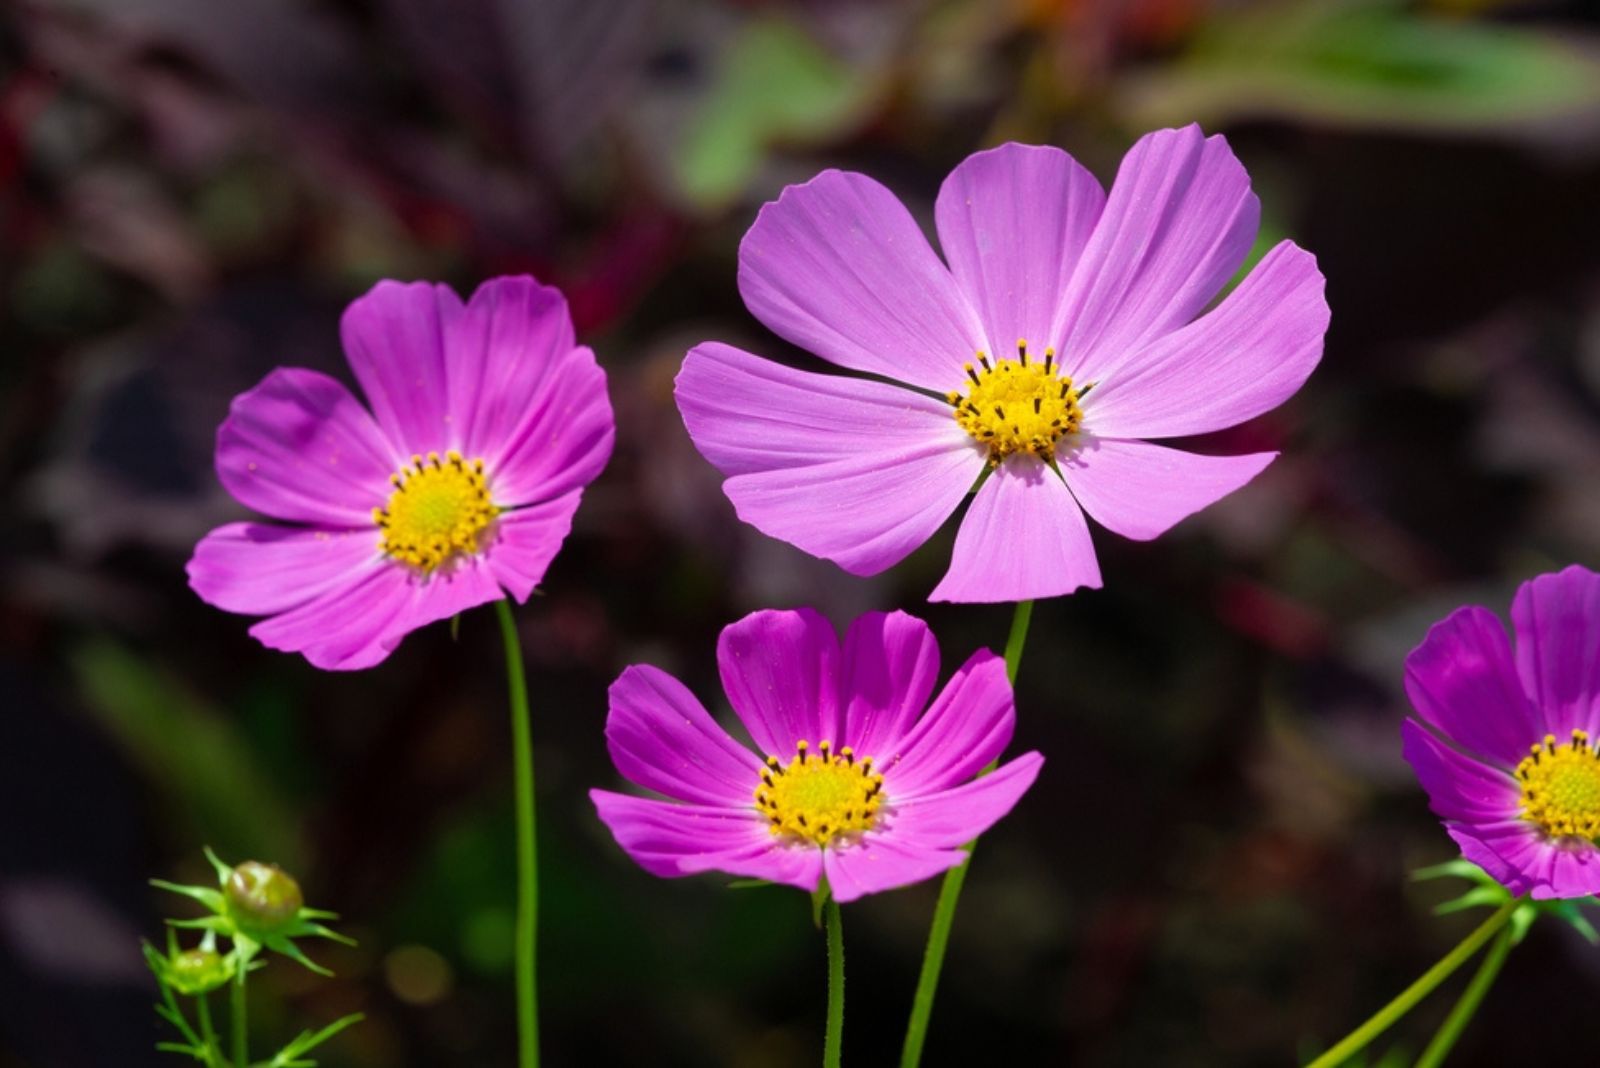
<box><xmin>5</xmin><ymin>0</ymin><xmax>1600</xmax><ymax>1064</ymax></box>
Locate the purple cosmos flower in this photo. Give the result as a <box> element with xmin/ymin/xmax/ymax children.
<box><xmin>676</xmin><ymin>125</ymin><xmax>1329</xmax><ymax>602</ymax></box>
<box><xmin>1403</xmin><ymin>565</ymin><xmax>1600</xmax><ymax>900</ymax></box>
<box><xmin>187</xmin><ymin>277</ymin><xmax>613</xmax><ymax>670</ymax></box>
<box><xmin>590</xmin><ymin>608</ymin><xmax>1043</xmax><ymax>902</ymax></box>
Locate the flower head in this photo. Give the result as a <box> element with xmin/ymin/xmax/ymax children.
<box><xmin>1403</xmin><ymin>565</ymin><xmax>1600</xmax><ymax>900</ymax></box>
<box><xmin>676</xmin><ymin>126</ymin><xmax>1328</xmax><ymax>602</ymax></box>
<box><xmin>188</xmin><ymin>276</ymin><xmax>614</xmax><ymax>669</ymax></box>
<box><xmin>590</xmin><ymin>608</ymin><xmax>1043</xmax><ymax>902</ymax></box>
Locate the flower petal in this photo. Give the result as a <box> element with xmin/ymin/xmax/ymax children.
<box><xmin>1060</xmin><ymin>437</ymin><xmax>1275</xmax><ymax>541</ymax></box>
<box><xmin>1405</xmin><ymin>606</ymin><xmax>1542</xmax><ymax>768</ymax></box>
<box><xmin>839</xmin><ymin>611</ymin><xmax>941</xmax><ymax>760</ymax></box>
<box><xmin>1449</xmin><ymin>820</ymin><xmax>1600</xmax><ymax>900</ymax></box>
<box><xmin>484</xmin><ymin>492</ymin><xmax>584</xmax><ymax>602</ymax></box>
<box><xmin>935</xmin><ymin>142</ymin><xmax>1106</xmax><ymax>356</ymax></box>
<box><xmin>930</xmin><ymin>455</ymin><xmax>1101</xmax><ymax>603</ymax></box>
<box><xmin>1400</xmin><ymin>720</ymin><xmax>1520</xmax><ymax>826</ymax></box>
<box><xmin>1079</xmin><ymin>242</ymin><xmax>1328</xmax><ymax>439</ymax></box>
<box><xmin>886</xmin><ymin>751</ymin><xmax>1043</xmax><ymax>848</ymax></box>
<box><xmin>675</xmin><ymin>838</ymin><xmax>824</xmax><ymax>893</ymax></box>
<box><xmin>188</xmin><ymin>523</ymin><xmax>379</xmax><ymax>617</ymax></box>
<box><xmin>878</xmin><ymin>650</ymin><xmax>1014</xmax><ymax>798</ymax></box>
<box><xmin>678</xmin><ymin>343</ymin><xmax>979</xmax><ymax>575</ymax></box>
<box><xmin>340</xmin><ymin>279</ymin><xmax>460</xmax><ymax>455</ymax></box>
<box><xmin>1510</xmin><ymin>565</ymin><xmax>1600</xmax><ymax>739</ymax></box>
<box><xmin>216</xmin><ymin>368</ymin><xmax>397</xmax><ymax>526</ymax></box>
<box><xmin>590</xmin><ymin>790</ymin><xmax>772</xmax><ymax>880</ymax></box>
<box><xmin>605</xmin><ymin>665</ymin><xmax>763</xmax><ymax>807</ymax></box>
<box><xmin>822</xmin><ymin>837</ymin><xmax>967</xmax><ymax>904</ymax></box>
<box><xmin>1054</xmin><ymin>125</ymin><xmax>1258</xmax><ymax>383</ymax></box>
<box><xmin>717</xmin><ymin>608</ymin><xmax>841</xmax><ymax>758</ymax></box>
<box><xmin>446</xmin><ymin>275</ymin><xmax>573</xmax><ymax>459</ymax></box>
<box><xmin>738</xmin><ymin>170</ymin><xmax>985</xmax><ymax>389</ymax></box>
<box><xmin>487</xmin><ymin>345</ymin><xmax>614</xmax><ymax>507</ymax></box>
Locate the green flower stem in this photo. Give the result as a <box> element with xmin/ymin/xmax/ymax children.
<box><xmin>825</xmin><ymin>898</ymin><xmax>845</xmax><ymax>1068</ymax></box>
<box><xmin>1413</xmin><ymin>922</ymin><xmax>1514</xmax><ymax>1068</ymax></box>
<box><xmin>900</xmin><ymin>599</ymin><xmax>1034</xmax><ymax>1068</ymax></box>
<box><xmin>196</xmin><ymin>993</ymin><xmax>220</xmax><ymax>1068</ymax></box>
<box><xmin>1304</xmin><ymin>898</ymin><xmax>1519</xmax><ymax>1068</ymax></box>
<box><xmin>230</xmin><ymin>970</ymin><xmax>247</xmax><ymax>1068</ymax></box>
<box><xmin>495</xmin><ymin>598</ymin><xmax>540</xmax><ymax>1068</ymax></box>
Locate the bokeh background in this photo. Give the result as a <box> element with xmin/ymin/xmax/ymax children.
<box><xmin>6</xmin><ymin>0</ymin><xmax>1600</xmax><ymax>1064</ymax></box>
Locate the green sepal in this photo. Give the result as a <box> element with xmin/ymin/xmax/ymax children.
<box><xmin>1412</xmin><ymin>856</ymin><xmax>1600</xmax><ymax>945</ymax></box>
<box><xmin>727</xmin><ymin>879</ymin><xmax>772</xmax><ymax>890</ymax></box>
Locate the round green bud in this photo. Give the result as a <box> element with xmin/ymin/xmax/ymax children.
<box><xmin>225</xmin><ymin>861</ymin><xmax>304</xmax><ymax>934</ymax></box>
<box><xmin>167</xmin><ymin>947</ymin><xmax>234</xmax><ymax>994</ymax></box>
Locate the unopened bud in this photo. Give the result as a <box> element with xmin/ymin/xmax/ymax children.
<box><xmin>225</xmin><ymin>861</ymin><xmax>303</xmax><ymax>934</ymax></box>
<box><xmin>167</xmin><ymin>947</ymin><xmax>233</xmax><ymax>994</ymax></box>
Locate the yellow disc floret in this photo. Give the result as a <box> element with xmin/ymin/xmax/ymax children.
<box><xmin>1518</xmin><ymin>729</ymin><xmax>1600</xmax><ymax>839</ymax></box>
<box><xmin>374</xmin><ymin>450</ymin><xmax>499</xmax><ymax>573</ymax></box>
<box><xmin>947</xmin><ymin>340</ymin><xmax>1085</xmax><ymax>466</ymax></box>
<box><xmin>755</xmin><ymin>740</ymin><xmax>885</xmax><ymax>847</ymax></box>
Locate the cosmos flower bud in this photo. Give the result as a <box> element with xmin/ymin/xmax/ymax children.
<box><xmin>226</xmin><ymin>861</ymin><xmax>305</xmax><ymax>934</ymax></box>
<box><xmin>166</xmin><ymin>947</ymin><xmax>234</xmax><ymax>995</ymax></box>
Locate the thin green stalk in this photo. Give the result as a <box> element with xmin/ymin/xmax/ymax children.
<box><xmin>1413</xmin><ymin>923</ymin><xmax>1514</xmax><ymax>1068</ymax></box>
<box><xmin>900</xmin><ymin>599</ymin><xmax>1034</xmax><ymax>1068</ymax></box>
<box><xmin>230</xmin><ymin>970</ymin><xmax>247</xmax><ymax>1068</ymax></box>
<box><xmin>1305</xmin><ymin>899</ymin><xmax>1519</xmax><ymax>1068</ymax></box>
<box><xmin>825</xmin><ymin>898</ymin><xmax>845</xmax><ymax>1068</ymax></box>
<box><xmin>195</xmin><ymin>993</ymin><xmax>220</xmax><ymax>1068</ymax></box>
<box><xmin>495</xmin><ymin>598</ymin><xmax>539</xmax><ymax>1068</ymax></box>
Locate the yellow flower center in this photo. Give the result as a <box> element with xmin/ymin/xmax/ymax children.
<box><xmin>373</xmin><ymin>450</ymin><xmax>500</xmax><ymax>573</ymax></box>
<box><xmin>754</xmin><ymin>740</ymin><xmax>885</xmax><ymax>847</ymax></box>
<box><xmin>946</xmin><ymin>340</ymin><xmax>1085</xmax><ymax>466</ymax></box>
<box><xmin>1517</xmin><ymin>730</ymin><xmax>1600</xmax><ymax>839</ymax></box>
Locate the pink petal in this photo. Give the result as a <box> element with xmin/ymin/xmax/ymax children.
<box><xmin>675</xmin><ymin>838</ymin><xmax>824</xmax><ymax>893</ymax></box>
<box><xmin>886</xmin><ymin>752</ymin><xmax>1043</xmax><ymax>849</ymax></box>
<box><xmin>340</xmin><ymin>280</ymin><xmax>460</xmax><ymax>456</ymax></box>
<box><xmin>1079</xmin><ymin>242</ymin><xmax>1328</xmax><ymax>439</ymax></box>
<box><xmin>590</xmin><ymin>790</ymin><xmax>772</xmax><ymax>880</ymax></box>
<box><xmin>1450</xmin><ymin>820</ymin><xmax>1600</xmax><ymax>900</ymax></box>
<box><xmin>216</xmin><ymin>368</ymin><xmax>397</xmax><ymax>527</ymax></box>
<box><xmin>822</xmin><ymin>837</ymin><xmax>967</xmax><ymax>904</ymax></box>
<box><xmin>678</xmin><ymin>343</ymin><xmax>979</xmax><ymax>575</ymax></box>
<box><xmin>1054</xmin><ymin>125</ymin><xmax>1258</xmax><ymax>383</ymax></box>
<box><xmin>1510</xmin><ymin>565</ymin><xmax>1600</xmax><ymax>739</ymax></box>
<box><xmin>1060</xmin><ymin>437</ymin><xmax>1275</xmax><ymax>541</ymax></box>
<box><xmin>877</xmin><ymin>650</ymin><xmax>1014</xmax><ymax>797</ymax></box>
<box><xmin>1405</xmin><ymin>606</ymin><xmax>1542</xmax><ymax>768</ymax></box>
<box><xmin>839</xmin><ymin>611</ymin><xmax>941</xmax><ymax>760</ymax></box>
<box><xmin>605</xmin><ymin>665</ymin><xmax>763</xmax><ymax>807</ymax></box>
<box><xmin>1400</xmin><ymin>720</ymin><xmax>1520</xmax><ymax>826</ymax></box>
<box><xmin>930</xmin><ymin>455</ymin><xmax>1101</xmax><ymax>603</ymax></box>
<box><xmin>717</xmin><ymin>608</ymin><xmax>841</xmax><ymax>758</ymax></box>
<box><xmin>737</xmin><ymin>170</ymin><xmax>986</xmax><ymax>390</ymax></box>
<box><xmin>188</xmin><ymin>522</ymin><xmax>378</xmax><ymax>617</ymax></box>
<box><xmin>484</xmin><ymin>492</ymin><xmax>584</xmax><ymax>602</ymax></box>
<box><xmin>935</xmin><ymin>142</ymin><xmax>1106</xmax><ymax>357</ymax></box>
<box><xmin>487</xmin><ymin>344</ymin><xmax>614</xmax><ymax>507</ymax></box>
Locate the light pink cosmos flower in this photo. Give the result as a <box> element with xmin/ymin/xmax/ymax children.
<box><xmin>676</xmin><ymin>125</ymin><xmax>1329</xmax><ymax>602</ymax></box>
<box><xmin>590</xmin><ymin>609</ymin><xmax>1043</xmax><ymax>902</ymax></box>
<box><xmin>188</xmin><ymin>277</ymin><xmax>613</xmax><ymax>670</ymax></box>
<box><xmin>1403</xmin><ymin>565</ymin><xmax>1600</xmax><ymax>900</ymax></box>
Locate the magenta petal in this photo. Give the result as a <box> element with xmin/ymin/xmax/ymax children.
<box><xmin>675</xmin><ymin>839</ymin><xmax>824</xmax><ymax>893</ymax></box>
<box><xmin>484</xmin><ymin>493</ymin><xmax>583</xmax><ymax>602</ymax></box>
<box><xmin>935</xmin><ymin>142</ymin><xmax>1105</xmax><ymax>354</ymax></box>
<box><xmin>839</xmin><ymin>611</ymin><xmax>941</xmax><ymax>760</ymax></box>
<box><xmin>822</xmin><ymin>838</ymin><xmax>967</xmax><ymax>904</ymax></box>
<box><xmin>1055</xmin><ymin>125</ymin><xmax>1258</xmax><ymax>382</ymax></box>
<box><xmin>931</xmin><ymin>456</ymin><xmax>1101</xmax><ymax>603</ymax></box>
<box><xmin>1510</xmin><ymin>565</ymin><xmax>1600</xmax><ymax>739</ymax></box>
<box><xmin>717</xmin><ymin>609</ymin><xmax>841</xmax><ymax>757</ymax></box>
<box><xmin>1400</xmin><ymin>720</ymin><xmax>1520</xmax><ymax>825</ymax></box>
<box><xmin>340</xmin><ymin>280</ymin><xmax>460</xmax><ymax>456</ymax></box>
<box><xmin>605</xmin><ymin>665</ymin><xmax>763</xmax><ymax>807</ymax></box>
<box><xmin>488</xmin><ymin>344</ymin><xmax>614</xmax><ymax>507</ymax></box>
<box><xmin>678</xmin><ymin>343</ymin><xmax>978</xmax><ymax>575</ymax></box>
<box><xmin>188</xmin><ymin>523</ymin><xmax>378</xmax><ymax>617</ymax></box>
<box><xmin>878</xmin><ymin>650</ymin><xmax>1014</xmax><ymax>797</ymax></box>
<box><xmin>1080</xmin><ymin>242</ymin><xmax>1328</xmax><ymax>439</ymax></box>
<box><xmin>737</xmin><ymin>170</ymin><xmax>985</xmax><ymax>389</ymax></box>
<box><xmin>216</xmin><ymin>368</ymin><xmax>397</xmax><ymax>526</ymax></box>
<box><xmin>888</xmin><ymin>752</ymin><xmax>1043</xmax><ymax>848</ymax></box>
<box><xmin>590</xmin><ymin>790</ymin><xmax>772</xmax><ymax>880</ymax></box>
<box><xmin>1405</xmin><ymin>606</ymin><xmax>1542</xmax><ymax>767</ymax></box>
<box><xmin>1061</xmin><ymin>437</ymin><xmax>1275</xmax><ymax>541</ymax></box>
<box><xmin>447</xmin><ymin>276</ymin><xmax>575</xmax><ymax>460</ymax></box>
<box><xmin>1449</xmin><ymin>820</ymin><xmax>1600</xmax><ymax>900</ymax></box>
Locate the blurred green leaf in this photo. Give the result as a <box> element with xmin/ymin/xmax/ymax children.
<box><xmin>1119</xmin><ymin>0</ymin><xmax>1600</xmax><ymax>135</ymax></box>
<box><xmin>73</xmin><ymin>641</ymin><xmax>300</xmax><ymax>867</ymax></box>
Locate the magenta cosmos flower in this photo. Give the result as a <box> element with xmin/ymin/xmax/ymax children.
<box><xmin>676</xmin><ymin>125</ymin><xmax>1329</xmax><ymax>602</ymax></box>
<box><xmin>590</xmin><ymin>609</ymin><xmax>1043</xmax><ymax>902</ymax></box>
<box><xmin>187</xmin><ymin>277</ymin><xmax>613</xmax><ymax>670</ymax></box>
<box><xmin>1403</xmin><ymin>566</ymin><xmax>1600</xmax><ymax>899</ymax></box>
